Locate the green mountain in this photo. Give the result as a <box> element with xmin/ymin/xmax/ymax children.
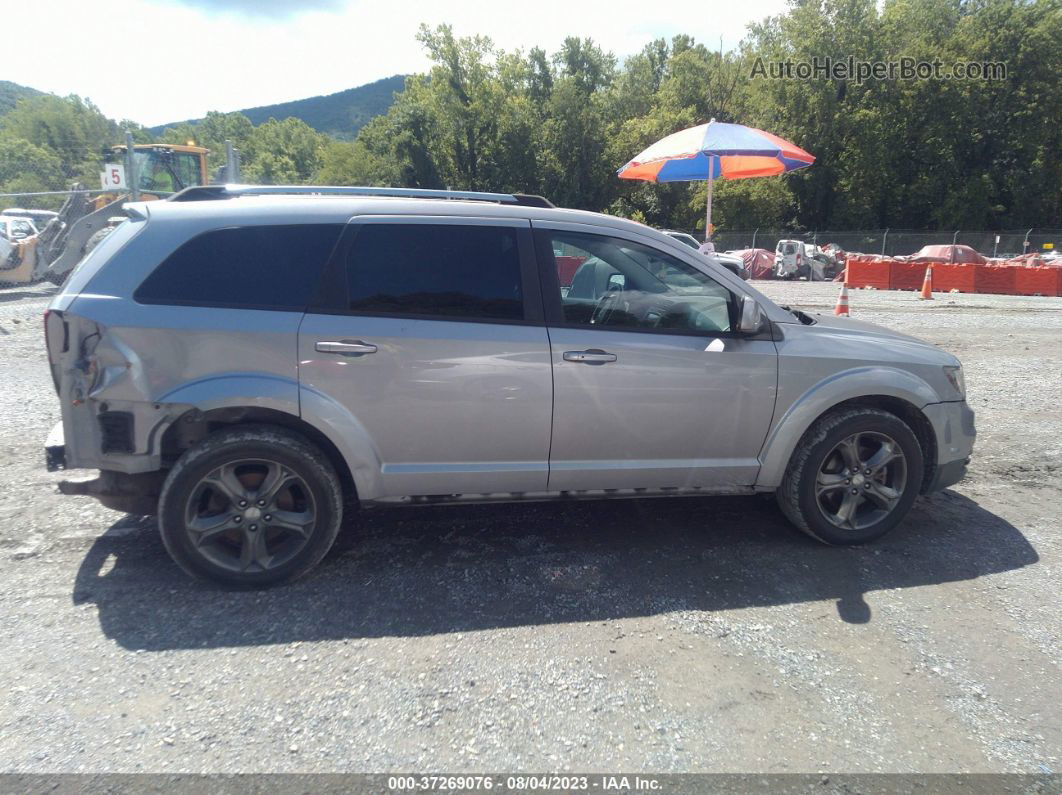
<box><xmin>0</xmin><ymin>81</ymin><xmax>45</xmax><ymax>116</ymax></box>
<box><xmin>150</xmin><ymin>75</ymin><xmax>407</xmax><ymax>139</ymax></box>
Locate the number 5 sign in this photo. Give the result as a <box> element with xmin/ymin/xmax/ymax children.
<box><xmin>100</xmin><ymin>163</ymin><xmax>127</xmax><ymax>190</ymax></box>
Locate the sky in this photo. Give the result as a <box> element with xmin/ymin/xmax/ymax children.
<box><xmin>5</xmin><ymin>0</ymin><xmax>789</xmax><ymax>128</ymax></box>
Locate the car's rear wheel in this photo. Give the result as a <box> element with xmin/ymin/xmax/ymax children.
<box><xmin>777</xmin><ymin>407</ymin><xmax>924</xmax><ymax>545</ymax></box>
<box><xmin>158</xmin><ymin>425</ymin><xmax>342</xmax><ymax>587</ymax></box>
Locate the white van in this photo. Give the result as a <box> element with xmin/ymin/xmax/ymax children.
<box><xmin>774</xmin><ymin>239</ymin><xmax>805</xmax><ymax>278</ymax></box>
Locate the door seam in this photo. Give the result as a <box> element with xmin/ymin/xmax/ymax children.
<box><xmin>544</xmin><ymin>323</ymin><xmax>556</xmax><ymax>491</ymax></box>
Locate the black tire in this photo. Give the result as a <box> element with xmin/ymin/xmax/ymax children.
<box><xmin>158</xmin><ymin>424</ymin><xmax>343</xmax><ymax>587</ymax></box>
<box><xmin>776</xmin><ymin>407</ymin><xmax>924</xmax><ymax>545</ymax></box>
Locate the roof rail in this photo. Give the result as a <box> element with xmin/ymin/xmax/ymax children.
<box><xmin>169</xmin><ymin>184</ymin><xmax>554</xmax><ymax>208</ymax></box>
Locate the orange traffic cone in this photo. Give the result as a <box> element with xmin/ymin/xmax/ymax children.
<box><xmin>919</xmin><ymin>265</ymin><xmax>934</xmax><ymax>300</ymax></box>
<box><xmin>834</xmin><ymin>283</ymin><xmax>850</xmax><ymax>316</ymax></box>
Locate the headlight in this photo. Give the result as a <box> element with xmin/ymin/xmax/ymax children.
<box><xmin>943</xmin><ymin>365</ymin><xmax>966</xmax><ymax>399</ymax></box>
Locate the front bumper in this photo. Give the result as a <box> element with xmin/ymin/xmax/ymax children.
<box><xmin>926</xmin><ymin>456</ymin><xmax>970</xmax><ymax>492</ymax></box>
<box><xmin>922</xmin><ymin>400</ymin><xmax>976</xmax><ymax>493</ymax></box>
<box><xmin>45</xmin><ymin>421</ymin><xmax>66</xmax><ymax>471</ymax></box>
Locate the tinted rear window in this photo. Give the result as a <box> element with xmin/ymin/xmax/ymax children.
<box><xmin>135</xmin><ymin>224</ymin><xmax>343</xmax><ymax>310</ymax></box>
<box><xmin>345</xmin><ymin>223</ymin><xmax>524</xmax><ymax>321</ymax></box>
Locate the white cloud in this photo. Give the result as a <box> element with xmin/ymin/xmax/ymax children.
<box><xmin>151</xmin><ymin>0</ymin><xmax>345</xmax><ymax>19</ymax></box>
<box><xmin>5</xmin><ymin>0</ymin><xmax>788</xmax><ymax>127</ymax></box>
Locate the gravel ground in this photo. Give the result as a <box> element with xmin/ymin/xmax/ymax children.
<box><xmin>0</xmin><ymin>281</ymin><xmax>1059</xmax><ymax>775</ymax></box>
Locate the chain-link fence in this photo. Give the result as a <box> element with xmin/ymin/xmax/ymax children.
<box><xmin>680</xmin><ymin>228</ymin><xmax>1061</xmax><ymax>259</ymax></box>
<box><xmin>3</xmin><ymin>165</ymin><xmax>1060</xmax><ymax>290</ymax></box>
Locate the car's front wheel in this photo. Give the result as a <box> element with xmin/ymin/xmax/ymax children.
<box><xmin>158</xmin><ymin>425</ymin><xmax>343</xmax><ymax>587</ymax></box>
<box><xmin>777</xmin><ymin>408</ymin><xmax>924</xmax><ymax>545</ymax></box>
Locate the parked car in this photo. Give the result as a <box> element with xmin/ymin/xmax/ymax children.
<box><xmin>727</xmin><ymin>248</ymin><xmax>775</xmax><ymax>280</ymax></box>
<box><xmin>713</xmin><ymin>251</ymin><xmax>751</xmax><ymax>280</ymax></box>
<box><xmin>660</xmin><ymin>230</ymin><xmax>749</xmax><ymax>279</ymax></box>
<box><xmin>0</xmin><ymin>216</ymin><xmax>38</xmax><ymax>241</ymax></box>
<box><xmin>45</xmin><ymin>186</ymin><xmax>974</xmax><ymax>586</ymax></box>
<box><xmin>1</xmin><ymin>207</ymin><xmax>57</xmax><ymax>229</ymax></box>
<box><xmin>905</xmin><ymin>244</ymin><xmax>987</xmax><ymax>265</ymax></box>
<box><xmin>660</xmin><ymin>230</ymin><xmax>701</xmax><ymax>250</ymax></box>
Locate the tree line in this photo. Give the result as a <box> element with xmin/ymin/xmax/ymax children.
<box><xmin>1</xmin><ymin>0</ymin><xmax>1058</xmax><ymax>231</ymax></box>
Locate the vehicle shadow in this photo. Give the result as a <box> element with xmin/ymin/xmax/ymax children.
<box><xmin>72</xmin><ymin>490</ymin><xmax>1037</xmax><ymax>650</ymax></box>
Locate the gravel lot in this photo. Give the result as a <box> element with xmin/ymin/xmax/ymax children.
<box><xmin>0</xmin><ymin>281</ymin><xmax>1059</xmax><ymax>775</ymax></box>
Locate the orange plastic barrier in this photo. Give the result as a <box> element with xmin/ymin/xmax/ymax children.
<box><xmin>1012</xmin><ymin>266</ymin><xmax>1059</xmax><ymax>297</ymax></box>
<box><xmin>889</xmin><ymin>261</ymin><xmax>926</xmax><ymax>291</ymax></box>
<box><xmin>974</xmin><ymin>264</ymin><xmax>1017</xmax><ymax>295</ymax></box>
<box><xmin>840</xmin><ymin>256</ymin><xmax>1061</xmax><ymax>296</ymax></box>
<box><xmin>846</xmin><ymin>258</ymin><xmax>891</xmax><ymax>289</ymax></box>
<box><xmin>932</xmin><ymin>263</ymin><xmax>977</xmax><ymax>293</ymax></box>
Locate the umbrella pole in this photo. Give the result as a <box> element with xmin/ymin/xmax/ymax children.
<box><xmin>705</xmin><ymin>175</ymin><xmax>714</xmax><ymax>242</ymax></box>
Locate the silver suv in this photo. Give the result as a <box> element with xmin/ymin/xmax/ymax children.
<box><xmin>44</xmin><ymin>186</ymin><xmax>975</xmax><ymax>587</ymax></box>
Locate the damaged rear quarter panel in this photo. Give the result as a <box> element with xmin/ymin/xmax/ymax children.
<box><xmin>57</xmin><ymin>295</ymin><xmax>303</xmax><ymax>473</ymax></box>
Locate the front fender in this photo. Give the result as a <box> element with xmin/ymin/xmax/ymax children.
<box><xmin>755</xmin><ymin>366</ymin><xmax>938</xmax><ymax>489</ymax></box>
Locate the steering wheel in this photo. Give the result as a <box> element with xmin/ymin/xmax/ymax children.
<box><xmin>590</xmin><ymin>290</ymin><xmax>622</xmax><ymax>325</ymax></box>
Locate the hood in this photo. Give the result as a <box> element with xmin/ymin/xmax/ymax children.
<box><xmin>797</xmin><ymin>311</ymin><xmax>929</xmax><ymax>344</ymax></box>
<box><xmin>792</xmin><ymin>311</ymin><xmax>960</xmax><ymax>367</ymax></box>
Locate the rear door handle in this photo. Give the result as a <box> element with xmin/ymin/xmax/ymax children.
<box><xmin>315</xmin><ymin>340</ymin><xmax>378</xmax><ymax>355</ymax></box>
<box><xmin>563</xmin><ymin>349</ymin><xmax>617</xmax><ymax>364</ymax></box>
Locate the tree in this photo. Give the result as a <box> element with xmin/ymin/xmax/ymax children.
<box><xmin>158</xmin><ymin>111</ymin><xmax>255</xmax><ymax>177</ymax></box>
<box><xmin>0</xmin><ymin>135</ymin><xmax>65</xmax><ymax>205</ymax></box>
<box><xmin>241</xmin><ymin>117</ymin><xmax>326</xmax><ymax>184</ymax></box>
<box><xmin>316</xmin><ymin>137</ymin><xmax>395</xmax><ymax>186</ymax></box>
<box><xmin>1</xmin><ymin>94</ymin><xmax>119</xmax><ymax>185</ymax></box>
<box><xmin>410</xmin><ymin>24</ymin><xmax>506</xmax><ymax>190</ymax></box>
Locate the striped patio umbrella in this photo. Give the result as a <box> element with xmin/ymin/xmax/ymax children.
<box><xmin>618</xmin><ymin>119</ymin><xmax>814</xmax><ymax>241</ymax></box>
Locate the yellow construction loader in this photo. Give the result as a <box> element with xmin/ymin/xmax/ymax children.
<box><xmin>1</xmin><ymin>143</ymin><xmax>210</xmax><ymax>285</ymax></box>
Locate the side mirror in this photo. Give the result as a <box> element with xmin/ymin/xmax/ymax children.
<box><xmin>738</xmin><ymin>295</ymin><xmax>767</xmax><ymax>335</ymax></box>
<box><xmin>607</xmin><ymin>273</ymin><xmax>626</xmax><ymax>291</ymax></box>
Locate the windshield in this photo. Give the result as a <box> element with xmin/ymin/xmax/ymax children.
<box><xmin>132</xmin><ymin>150</ymin><xmax>200</xmax><ymax>193</ymax></box>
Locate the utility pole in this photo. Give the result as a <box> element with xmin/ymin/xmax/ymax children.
<box><xmin>125</xmin><ymin>131</ymin><xmax>139</xmax><ymax>202</ymax></box>
<box><xmin>225</xmin><ymin>140</ymin><xmax>240</xmax><ymax>183</ymax></box>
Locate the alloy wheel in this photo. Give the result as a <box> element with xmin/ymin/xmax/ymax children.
<box><xmin>815</xmin><ymin>431</ymin><xmax>908</xmax><ymax>531</ymax></box>
<box><xmin>183</xmin><ymin>458</ymin><xmax>317</xmax><ymax>574</ymax></box>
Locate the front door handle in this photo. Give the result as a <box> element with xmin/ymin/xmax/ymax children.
<box><xmin>315</xmin><ymin>340</ymin><xmax>378</xmax><ymax>355</ymax></box>
<box><xmin>563</xmin><ymin>349</ymin><xmax>617</xmax><ymax>365</ymax></box>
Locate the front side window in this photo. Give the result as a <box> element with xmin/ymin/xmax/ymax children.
<box><xmin>345</xmin><ymin>223</ymin><xmax>524</xmax><ymax>321</ymax></box>
<box><xmin>547</xmin><ymin>232</ymin><xmax>735</xmax><ymax>333</ymax></box>
<box><xmin>135</xmin><ymin>224</ymin><xmax>343</xmax><ymax>310</ymax></box>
